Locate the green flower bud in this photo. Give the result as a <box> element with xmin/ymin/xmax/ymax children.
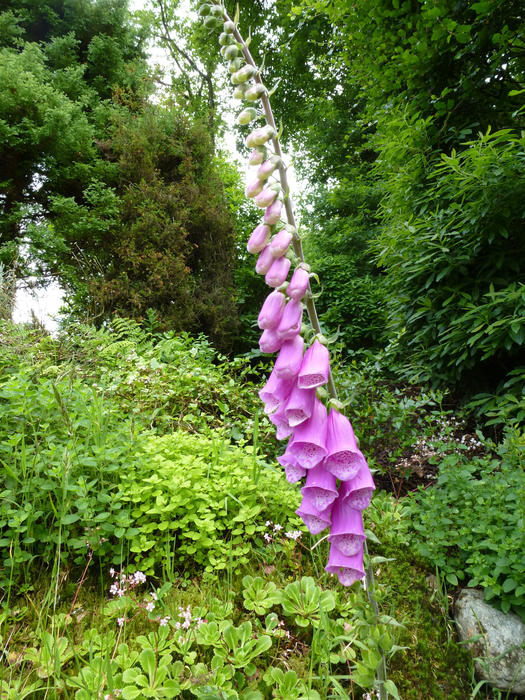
<box><xmin>198</xmin><ymin>4</ymin><xmax>211</xmax><ymax>16</ymax></box>
<box><xmin>224</xmin><ymin>44</ymin><xmax>239</xmax><ymax>61</ymax></box>
<box><xmin>223</xmin><ymin>20</ymin><xmax>236</xmax><ymax>33</ymax></box>
<box><xmin>204</xmin><ymin>15</ymin><xmax>220</xmax><ymax>28</ymax></box>
<box><xmin>219</xmin><ymin>32</ymin><xmax>235</xmax><ymax>46</ymax></box>
<box><xmin>232</xmin><ymin>64</ymin><xmax>257</xmax><ymax>84</ymax></box>
<box><xmin>228</xmin><ymin>57</ymin><xmax>244</xmax><ymax>73</ymax></box>
<box><xmin>245</xmin><ymin>83</ymin><xmax>268</xmax><ymax>102</ymax></box>
<box><xmin>233</xmin><ymin>84</ymin><xmax>248</xmax><ymax>99</ymax></box>
<box><xmin>210</xmin><ymin>5</ymin><xmax>224</xmax><ymax>17</ymax></box>
<box><xmin>238</xmin><ymin>107</ymin><xmax>257</xmax><ymax>125</ymax></box>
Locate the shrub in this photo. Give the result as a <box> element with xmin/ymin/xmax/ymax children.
<box><xmin>406</xmin><ymin>430</ymin><xmax>525</xmax><ymax>619</ymax></box>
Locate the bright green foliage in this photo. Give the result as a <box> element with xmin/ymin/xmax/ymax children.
<box><xmin>241</xmin><ymin>576</ymin><xmax>281</xmax><ymax>615</ymax></box>
<box><xmin>0</xmin><ymin>320</ymin><xmax>286</xmax><ymax>585</ymax></box>
<box><xmin>120</xmin><ymin>431</ymin><xmax>301</xmax><ymax>574</ymax></box>
<box><xmin>279</xmin><ymin>576</ymin><xmax>335</xmax><ymax>628</ymax></box>
<box><xmin>407</xmin><ymin>430</ymin><xmax>525</xmax><ymax>619</ymax></box>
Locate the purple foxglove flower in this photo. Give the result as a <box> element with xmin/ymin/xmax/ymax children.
<box><xmin>269</xmin><ymin>229</ymin><xmax>293</xmax><ymax>257</ymax></box>
<box><xmin>257</xmin><ymin>156</ymin><xmax>281</xmax><ymax>181</ymax></box>
<box><xmin>245</xmin><ymin>179</ymin><xmax>264</xmax><ymax>198</ymax></box>
<box><xmin>274</xmin><ymin>335</ymin><xmax>304</xmax><ymax>380</ymax></box>
<box><xmin>297</xmin><ymin>339</ymin><xmax>330</xmax><ymax>389</ymax></box>
<box><xmin>277</xmin><ymin>451</ymin><xmax>306</xmax><ymax>484</ymax></box>
<box><xmin>247</xmin><ymin>223</ymin><xmax>271</xmax><ymax>254</ymax></box>
<box><xmin>340</xmin><ymin>464</ymin><xmax>376</xmax><ymax>510</ymax></box>
<box><xmin>324</xmin><ymin>409</ymin><xmax>367</xmax><ymax>481</ymax></box>
<box><xmin>255</xmin><ymin>187</ymin><xmax>278</xmax><ymax>208</ymax></box>
<box><xmin>328</xmin><ymin>495</ymin><xmax>366</xmax><ymax>556</ymax></box>
<box><xmin>255</xmin><ymin>246</ymin><xmax>274</xmax><ymax>275</ymax></box>
<box><xmin>259</xmin><ymin>368</ymin><xmax>294</xmax><ymax>413</ymax></box>
<box><xmin>285</xmin><ymin>463</ymin><xmax>306</xmax><ymax>484</ymax></box>
<box><xmin>259</xmin><ymin>328</ymin><xmax>282</xmax><ymax>354</ymax></box>
<box><xmin>288</xmin><ymin>397</ymin><xmax>328</xmax><ymax>469</ymax></box>
<box><xmin>296</xmin><ymin>491</ymin><xmax>332</xmax><ymax>535</ymax></box>
<box><xmin>249</xmin><ymin>149</ymin><xmax>265</xmax><ymax>165</ymax></box>
<box><xmin>301</xmin><ymin>464</ymin><xmax>338</xmax><ymax>512</ymax></box>
<box><xmin>287</xmin><ymin>266</ymin><xmax>310</xmax><ymax>301</ymax></box>
<box><xmin>264</xmin><ymin>200</ymin><xmax>282</xmax><ymax>226</ymax></box>
<box><xmin>269</xmin><ymin>404</ymin><xmax>293</xmax><ymax>440</ymax></box>
<box><xmin>325</xmin><ymin>543</ymin><xmax>365</xmax><ymax>587</ymax></box>
<box><xmin>276</xmin><ymin>299</ymin><xmax>303</xmax><ymax>341</ymax></box>
<box><xmin>258</xmin><ymin>290</ymin><xmax>286</xmax><ymax>329</ymax></box>
<box><xmin>284</xmin><ymin>384</ymin><xmax>315</xmax><ymax>427</ymax></box>
<box><xmin>265</xmin><ymin>256</ymin><xmax>291</xmax><ymax>288</ymax></box>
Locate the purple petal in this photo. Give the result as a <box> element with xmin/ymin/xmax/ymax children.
<box><xmin>296</xmin><ymin>492</ymin><xmax>332</xmax><ymax>535</ymax></box>
<box><xmin>276</xmin><ymin>299</ymin><xmax>303</xmax><ymax>341</ymax></box>
<box><xmin>247</xmin><ymin>224</ymin><xmax>271</xmax><ymax>254</ymax></box>
<box><xmin>284</xmin><ymin>384</ymin><xmax>315</xmax><ymax>427</ymax></box>
<box><xmin>340</xmin><ymin>465</ymin><xmax>376</xmax><ymax>510</ymax></box>
<box><xmin>324</xmin><ymin>409</ymin><xmax>367</xmax><ymax>481</ymax></box>
<box><xmin>258</xmin><ymin>290</ymin><xmax>286</xmax><ymax>330</ymax></box>
<box><xmin>288</xmin><ymin>398</ymin><xmax>328</xmax><ymax>469</ymax></box>
<box><xmin>263</xmin><ymin>200</ymin><xmax>282</xmax><ymax>225</ymax></box>
<box><xmin>259</xmin><ymin>368</ymin><xmax>294</xmax><ymax>413</ymax></box>
<box><xmin>274</xmin><ymin>335</ymin><xmax>304</xmax><ymax>380</ymax></box>
<box><xmin>259</xmin><ymin>328</ymin><xmax>282</xmax><ymax>354</ymax></box>
<box><xmin>328</xmin><ymin>494</ymin><xmax>366</xmax><ymax>556</ymax></box>
<box><xmin>255</xmin><ymin>246</ymin><xmax>275</xmax><ymax>275</ymax></box>
<box><xmin>301</xmin><ymin>464</ymin><xmax>338</xmax><ymax>512</ymax></box>
<box><xmin>297</xmin><ymin>340</ymin><xmax>330</xmax><ymax>389</ymax></box>
<box><xmin>325</xmin><ymin>543</ymin><xmax>365</xmax><ymax>586</ymax></box>
<box><xmin>265</xmin><ymin>257</ymin><xmax>291</xmax><ymax>288</ymax></box>
<box><xmin>287</xmin><ymin>267</ymin><xmax>310</xmax><ymax>301</ymax></box>
<box><xmin>269</xmin><ymin>229</ymin><xmax>293</xmax><ymax>257</ymax></box>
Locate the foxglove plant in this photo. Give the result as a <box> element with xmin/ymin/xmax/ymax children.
<box><xmin>198</xmin><ymin>2</ymin><xmax>387</xmax><ymax>692</ymax></box>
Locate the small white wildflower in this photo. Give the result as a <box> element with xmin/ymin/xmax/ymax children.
<box><xmin>264</xmin><ymin>533</ymin><xmax>272</xmax><ymax>542</ymax></box>
<box><xmin>273</xmin><ymin>523</ymin><xmax>283</xmax><ymax>532</ymax></box>
<box><xmin>117</xmin><ymin>617</ymin><xmax>125</xmax><ymax>627</ymax></box>
<box><xmin>145</xmin><ymin>602</ymin><xmax>155</xmax><ymax>612</ymax></box>
<box><xmin>159</xmin><ymin>616</ymin><xmax>170</xmax><ymax>627</ymax></box>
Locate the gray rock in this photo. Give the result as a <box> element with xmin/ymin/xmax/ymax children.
<box><xmin>455</xmin><ymin>588</ymin><xmax>525</xmax><ymax>695</ymax></box>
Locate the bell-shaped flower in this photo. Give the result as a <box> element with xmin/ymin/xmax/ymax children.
<box><xmin>258</xmin><ymin>290</ymin><xmax>286</xmax><ymax>330</ymax></box>
<box><xmin>297</xmin><ymin>339</ymin><xmax>330</xmax><ymax>389</ymax></box>
<box><xmin>264</xmin><ymin>200</ymin><xmax>282</xmax><ymax>225</ymax></box>
<box><xmin>340</xmin><ymin>464</ymin><xmax>376</xmax><ymax>511</ymax></box>
<box><xmin>284</xmin><ymin>384</ymin><xmax>315</xmax><ymax>427</ymax></box>
<box><xmin>301</xmin><ymin>464</ymin><xmax>338</xmax><ymax>512</ymax></box>
<box><xmin>328</xmin><ymin>495</ymin><xmax>366</xmax><ymax>557</ymax></box>
<box><xmin>287</xmin><ymin>266</ymin><xmax>310</xmax><ymax>301</ymax></box>
<box><xmin>259</xmin><ymin>368</ymin><xmax>294</xmax><ymax>414</ymax></box>
<box><xmin>245</xmin><ymin>179</ymin><xmax>264</xmax><ymax>198</ymax></box>
<box><xmin>269</xmin><ymin>404</ymin><xmax>293</xmax><ymax>440</ymax></box>
<box><xmin>324</xmin><ymin>409</ymin><xmax>367</xmax><ymax>481</ymax></box>
<box><xmin>257</xmin><ymin>156</ymin><xmax>281</xmax><ymax>181</ymax></box>
<box><xmin>276</xmin><ymin>299</ymin><xmax>302</xmax><ymax>341</ymax></box>
<box><xmin>265</xmin><ymin>256</ymin><xmax>291</xmax><ymax>288</ymax></box>
<box><xmin>247</xmin><ymin>223</ymin><xmax>271</xmax><ymax>254</ymax></box>
<box><xmin>288</xmin><ymin>397</ymin><xmax>328</xmax><ymax>469</ymax></box>
<box><xmin>255</xmin><ymin>246</ymin><xmax>274</xmax><ymax>275</ymax></box>
<box><xmin>248</xmin><ymin>148</ymin><xmax>266</xmax><ymax>165</ymax></box>
<box><xmin>269</xmin><ymin>229</ymin><xmax>292</xmax><ymax>257</ymax></box>
<box><xmin>259</xmin><ymin>328</ymin><xmax>282</xmax><ymax>354</ymax></box>
<box><xmin>296</xmin><ymin>491</ymin><xmax>332</xmax><ymax>535</ymax></box>
<box><xmin>274</xmin><ymin>334</ymin><xmax>304</xmax><ymax>380</ymax></box>
<box><xmin>325</xmin><ymin>543</ymin><xmax>365</xmax><ymax>587</ymax></box>
<box><xmin>255</xmin><ymin>186</ymin><xmax>279</xmax><ymax>209</ymax></box>
<box><xmin>278</xmin><ymin>451</ymin><xmax>306</xmax><ymax>484</ymax></box>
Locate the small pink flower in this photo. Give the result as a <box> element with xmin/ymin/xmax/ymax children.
<box><xmin>255</xmin><ymin>187</ymin><xmax>279</xmax><ymax>208</ymax></box>
<box><xmin>264</xmin><ymin>200</ymin><xmax>282</xmax><ymax>225</ymax></box>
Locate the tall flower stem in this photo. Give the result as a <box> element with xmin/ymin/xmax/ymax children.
<box><xmin>228</xmin><ymin>12</ymin><xmax>388</xmax><ymax>698</ymax></box>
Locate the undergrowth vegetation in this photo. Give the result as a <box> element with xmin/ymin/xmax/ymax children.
<box><xmin>1</xmin><ymin>319</ymin><xmax>523</xmax><ymax>698</ymax></box>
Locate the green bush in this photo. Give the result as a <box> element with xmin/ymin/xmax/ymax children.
<box><xmin>376</xmin><ymin>125</ymin><xmax>525</xmax><ymax>409</ymax></box>
<box><xmin>406</xmin><ymin>430</ymin><xmax>525</xmax><ymax>619</ymax></box>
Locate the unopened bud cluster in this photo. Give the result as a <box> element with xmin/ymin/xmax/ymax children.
<box><xmin>199</xmin><ymin>1</ymin><xmax>375</xmax><ymax>587</ymax></box>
